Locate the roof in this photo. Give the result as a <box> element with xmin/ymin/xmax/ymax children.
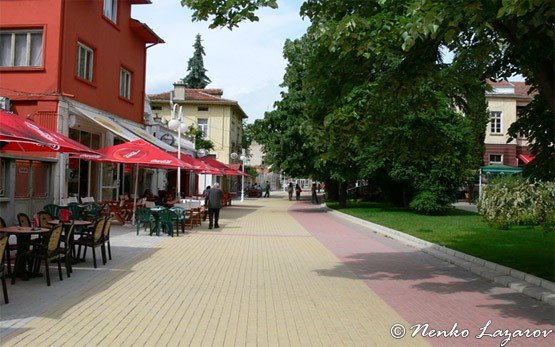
<box><xmin>486</xmin><ymin>80</ymin><xmax>532</xmax><ymax>100</ymax></box>
<box><xmin>129</xmin><ymin>19</ymin><xmax>164</xmax><ymax>44</ymax></box>
<box><xmin>150</xmin><ymin>89</ymin><xmax>231</xmax><ymax>102</ymax></box>
<box><xmin>149</xmin><ymin>89</ymin><xmax>248</xmax><ymax>119</ymax></box>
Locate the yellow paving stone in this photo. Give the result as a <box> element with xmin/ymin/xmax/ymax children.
<box><xmin>2</xmin><ymin>196</ymin><xmax>428</xmax><ymax>347</ymax></box>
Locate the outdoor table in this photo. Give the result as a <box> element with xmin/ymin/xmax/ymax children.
<box><xmin>0</xmin><ymin>226</ymin><xmax>49</xmax><ymax>281</ymax></box>
<box><xmin>149</xmin><ymin>206</ymin><xmax>166</xmax><ymax>236</ymax></box>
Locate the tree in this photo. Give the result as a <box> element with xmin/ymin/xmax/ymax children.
<box><xmin>186</xmin><ymin>125</ymin><xmax>214</xmax><ymax>151</ymax></box>
<box><xmin>181</xmin><ymin>0</ymin><xmax>555</xmax><ymax>178</ymax></box>
<box><xmin>181</xmin><ymin>34</ymin><xmax>211</xmax><ymax>88</ymax></box>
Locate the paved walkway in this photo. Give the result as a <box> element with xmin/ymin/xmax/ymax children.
<box><xmin>1</xmin><ymin>193</ymin><xmax>553</xmax><ymax>346</ymax></box>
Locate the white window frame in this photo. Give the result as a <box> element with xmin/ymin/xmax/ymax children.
<box><xmin>76</xmin><ymin>42</ymin><xmax>94</xmax><ymax>81</ymax></box>
<box><xmin>489</xmin><ymin>111</ymin><xmax>502</xmax><ymax>134</ymax></box>
<box><xmin>119</xmin><ymin>68</ymin><xmax>131</xmax><ymax>99</ymax></box>
<box><xmin>489</xmin><ymin>154</ymin><xmax>503</xmax><ymax>165</ymax></box>
<box><xmin>0</xmin><ymin>29</ymin><xmax>44</xmax><ymax>67</ymax></box>
<box><xmin>197</xmin><ymin>118</ymin><xmax>208</xmax><ymax>138</ymax></box>
<box><xmin>103</xmin><ymin>0</ymin><xmax>118</xmax><ymax>23</ymax></box>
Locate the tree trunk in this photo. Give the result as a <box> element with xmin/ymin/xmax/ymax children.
<box><xmin>325</xmin><ymin>179</ymin><xmax>339</xmax><ymax>201</ymax></box>
<box><xmin>338</xmin><ymin>181</ymin><xmax>348</xmax><ymax>208</ymax></box>
<box><xmin>531</xmin><ymin>60</ymin><xmax>555</xmax><ymax>113</ymax></box>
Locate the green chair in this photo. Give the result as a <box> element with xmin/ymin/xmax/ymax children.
<box><xmin>135</xmin><ymin>208</ymin><xmax>155</xmax><ymax>236</ymax></box>
<box><xmin>43</xmin><ymin>204</ymin><xmax>60</xmax><ymax>219</ymax></box>
<box><xmin>67</xmin><ymin>202</ymin><xmax>82</xmax><ymax>220</ymax></box>
<box><xmin>169</xmin><ymin>207</ymin><xmax>186</xmax><ymax>236</ymax></box>
<box><xmin>82</xmin><ymin>203</ymin><xmax>101</xmax><ymax>221</ymax></box>
<box><xmin>157</xmin><ymin>209</ymin><xmax>177</xmax><ymax>237</ymax></box>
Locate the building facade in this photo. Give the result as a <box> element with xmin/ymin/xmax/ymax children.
<box><xmin>149</xmin><ymin>84</ymin><xmax>248</xmax><ymax>164</ymax></box>
<box><xmin>0</xmin><ymin>0</ymin><xmax>172</xmax><ymax>222</ymax></box>
<box><xmin>484</xmin><ymin>80</ymin><xmax>532</xmax><ymax>167</ymax></box>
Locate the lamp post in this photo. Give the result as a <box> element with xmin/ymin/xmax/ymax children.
<box><xmin>168</xmin><ymin>104</ymin><xmax>186</xmax><ymax>199</ymax></box>
<box><xmin>231</xmin><ymin>151</ymin><xmax>246</xmax><ymax>202</ymax></box>
<box><xmin>240</xmin><ymin>153</ymin><xmax>246</xmax><ymax>202</ymax></box>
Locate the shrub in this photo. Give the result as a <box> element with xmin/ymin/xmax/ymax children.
<box><xmin>478</xmin><ymin>176</ymin><xmax>555</xmax><ymax>232</ymax></box>
<box><xmin>410</xmin><ymin>190</ymin><xmax>451</xmax><ymax>215</ymax></box>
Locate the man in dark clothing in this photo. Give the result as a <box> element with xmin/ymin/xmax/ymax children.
<box><xmin>264</xmin><ymin>181</ymin><xmax>270</xmax><ymax>198</ymax></box>
<box><xmin>206</xmin><ymin>182</ymin><xmax>223</xmax><ymax>229</ymax></box>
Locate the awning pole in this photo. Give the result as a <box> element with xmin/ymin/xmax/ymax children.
<box><xmin>132</xmin><ymin>163</ymin><xmax>139</xmax><ymax>225</ymax></box>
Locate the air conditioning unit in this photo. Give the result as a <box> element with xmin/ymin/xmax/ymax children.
<box><xmin>0</xmin><ymin>96</ymin><xmax>10</xmax><ymax>111</ymax></box>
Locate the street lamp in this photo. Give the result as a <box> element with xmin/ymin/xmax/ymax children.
<box><xmin>240</xmin><ymin>152</ymin><xmax>247</xmax><ymax>202</ymax></box>
<box><xmin>168</xmin><ymin>104</ymin><xmax>187</xmax><ymax>199</ymax></box>
<box><xmin>230</xmin><ymin>151</ymin><xmax>246</xmax><ymax>202</ymax></box>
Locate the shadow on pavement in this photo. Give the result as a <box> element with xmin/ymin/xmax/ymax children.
<box><xmin>0</xmin><ymin>229</ymin><xmax>163</xmax><ymax>341</ymax></box>
<box><xmin>313</xmin><ymin>251</ymin><xmax>555</xmax><ymax>325</ymax></box>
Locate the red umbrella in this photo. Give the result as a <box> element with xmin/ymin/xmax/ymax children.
<box><xmin>171</xmin><ymin>153</ymin><xmax>223</xmax><ymax>174</ymax></box>
<box><xmin>0</xmin><ymin>110</ymin><xmax>99</xmax><ymax>155</ymax></box>
<box><xmin>93</xmin><ymin>139</ymin><xmax>194</xmax><ymax>224</ymax></box>
<box><xmin>198</xmin><ymin>156</ymin><xmax>248</xmax><ymax>176</ymax></box>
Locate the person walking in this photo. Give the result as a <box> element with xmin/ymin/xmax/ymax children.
<box><xmin>287</xmin><ymin>182</ymin><xmax>294</xmax><ymax>201</ymax></box>
<box><xmin>206</xmin><ymin>182</ymin><xmax>223</xmax><ymax>229</ymax></box>
<box><xmin>295</xmin><ymin>183</ymin><xmax>302</xmax><ymax>201</ymax></box>
<box><xmin>264</xmin><ymin>181</ymin><xmax>270</xmax><ymax>198</ymax></box>
<box><xmin>311</xmin><ymin>183</ymin><xmax>319</xmax><ymax>204</ymax></box>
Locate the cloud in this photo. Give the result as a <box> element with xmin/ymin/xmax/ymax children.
<box><xmin>132</xmin><ymin>0</ymin><xmax>309</xmax><ymax>122</ymax></box>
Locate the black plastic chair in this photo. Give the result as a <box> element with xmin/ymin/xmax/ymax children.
<box><xmin>0</xmin><ymin>234</ymin><xmax>9</xmax><ymax>303</ymax></box>
<box><xmin>75</xmin><ymin>218</ymin><xmax>106</xmax><ymax>268</ymax></box>
<box><xmin>26</xmin><ymin>224</ymin><xmax>64</xmax><ymax>286</ymax></box>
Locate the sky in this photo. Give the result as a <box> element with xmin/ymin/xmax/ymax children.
<box><xmin>132</xmin><ymin>0</ymin><xmax>310</xmax><ymax>123</ymax></box>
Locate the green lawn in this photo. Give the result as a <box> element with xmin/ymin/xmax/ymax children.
<box><xmin>328</xmin><ymin>201</ymin><xmax>555</xmax><ymax>282</ymax></box>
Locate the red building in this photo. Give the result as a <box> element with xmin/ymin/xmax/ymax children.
<box><xmin>0</xmin><ymin>0</ymin><xmax>163</xmax><ymax>222</ymax></box>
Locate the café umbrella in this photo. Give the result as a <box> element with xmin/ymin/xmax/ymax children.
<box><xmin>0</xmin><ymin>110</ymin><xmax>99</xmax><ymax>155</ymax></box>
<box><xmin>93</xmin><ymin>139</ymin><xmax>194</xmax><ymax>224</ymax></box>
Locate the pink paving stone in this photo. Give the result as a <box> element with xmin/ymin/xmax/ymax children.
<box><xmin>289</xmin><ymin>202</ymin><xmax>555</xmax><ymax>347</ymax></box>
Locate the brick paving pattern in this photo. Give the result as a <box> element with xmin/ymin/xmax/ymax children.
<box><xmin>1</xmin><ymin>192</ymin><xmax>553</xmax><ymax>346</ymax></box>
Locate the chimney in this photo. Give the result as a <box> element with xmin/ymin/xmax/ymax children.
<box><xmin>173</xmin><ymin>82</ymin><xmax>186</xmax><ymax>100</ymax></box>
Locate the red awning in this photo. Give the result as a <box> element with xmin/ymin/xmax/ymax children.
<box><xmin>198</xmin><ymin>156</ymin><xmax>247</xmax><ymax>176</ymax></box>
<box><xmin>0</xmin><ymin>110</ymin><xmax>99</xmax><ymax>155</ymax></box>
<box><xmin>518</xmin><ymin>154</ymin><xmax>534</xmax><ymax>165</ymax></box>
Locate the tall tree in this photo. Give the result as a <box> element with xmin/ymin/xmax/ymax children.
<box><xmin>181</xmin><ymin>34</ymin><xmax>211</xmax><ymax>88</ymax></box>
<box><xmin>181</xmin><ymin>0</ymin><xmax>555</xmax><ymax>178</ymax></box>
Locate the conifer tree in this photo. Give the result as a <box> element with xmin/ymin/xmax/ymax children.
<box><xmin>181</xmin><ymin>34</ymin><xmax>211</xmax><ymax>88</ymax></box>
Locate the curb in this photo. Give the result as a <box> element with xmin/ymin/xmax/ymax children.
<box><xmin>325</xmin><ymin>206</ymin><xmax>555</xmax><ymax>306</ymax></box>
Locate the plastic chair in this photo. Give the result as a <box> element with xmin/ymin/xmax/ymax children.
<box><xmin>17</xmin><ymin>213</ymin><xmax>31</xmax><ymax>227</ymax></box>
<box><xmin>169</xmin><ymin>207</ymin><xmax>186</xmax><ymax>235</ymax></box>
<box><xmin>75</xmin><ymin>218</ymin><xmax>106</xmax><ymax>268</ymax></box>
<box><xmin>25</xmin><ymin>224</ymin><xmax>64</xmax><ymax>286</ymax></box>
<box><xmin>102</xmin><ymin>217</ymin><xmax>113</xmax><ymax>261</ymax></box>
<box><xmin>82</xmin><ymin>203</ymin><xmax>101</xmax><ymax>221</ymax></box>
<box><xmin>135</xmin><ymin>208</ymin><xmax>155</xmax><ymax>236</ymax></box>
<box><xmin>0</xmin><ymin>234</ymin><xmax>9</xmax><ymax>303</ymax></box>
<box><xmin>157</xmin><ymin>209</ymin><xmax>177</xmax><ymax>237</ymax></box>
<box><xmin>37</xmin><ymin>211</ymin><xmax>53</xmax><ymax>228</ymax></box>
<box><xmin>59</xmin><ymin>222</ymin><xmax>75</xmax><ymax>278</ymax></box>
<box><xmin>67</xmin><ymin>202</ymin><xmax>82</xmax><ymax>220</ymax></box>
<box><xmin>43</xmin><ymin>204</ymin><xmax>60</xmax><ymax>219</ymax></box>
<box><xmin>0</xmin><ymin>217</ymin><xmax>15</xmax><ymax>278</ymax></box>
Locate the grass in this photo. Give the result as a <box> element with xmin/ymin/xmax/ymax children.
<box><xmin>328</xmin><ymin>201</ymin><xmax>555</xmax><ymax>282</ymax></box>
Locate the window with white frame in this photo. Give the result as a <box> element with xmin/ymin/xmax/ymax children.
<box><xmin>197</xmin><ymin>118</ymin><xmax>208</xmax><ymax>138</ymax></box>
<box><xmin>119</xmin><ymin>68</ymin><xmax>131</xmax><ymax>99</ymax></box>
<box><xmin>489</xmin><ymin>111</ymin><xmax>502</xmax><ymax>134</ymax></box>
<box><xmin>0</xmin><ymin>29</ymin><xmax>43</xmax><ymax>67</ymax></box>
<box><xmin>103</xmin><ymin>0</ymin><xmax>118</xmax><ymax>23</ymax></box>
<box><xmin>76</xmin><ymin>42</ymin><xmax>94</xmax><ymax>81</ymax></box>
<box><xmin>489</xmin><ymin>154</ymin><xmax>503</xmax><ymax>164</ymax></box>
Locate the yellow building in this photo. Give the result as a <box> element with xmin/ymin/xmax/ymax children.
<box><xmin>149</xmin><ymin>84</ymin><xmax>248</xmax><ymax>164</ymax></box>
<box><xmin>484</xmin><ymin>80</ymin><xmax>532</xmax><ymax>166</ymax></box>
